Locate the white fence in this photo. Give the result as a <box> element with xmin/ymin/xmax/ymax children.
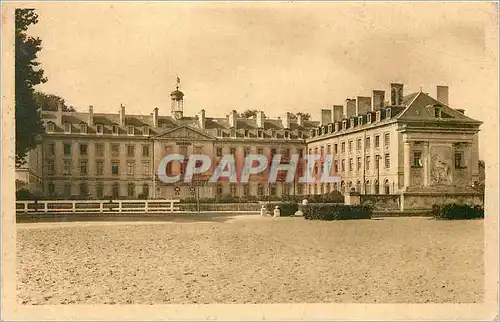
<box><xmin>16</xmin><ymin>199</ymin><xmax>180</xmax><ymax>214</ymax></box>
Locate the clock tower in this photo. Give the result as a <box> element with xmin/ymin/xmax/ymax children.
<box><xmin>171</xmin><ymin>77</ymin><xmax>184</xmax><ymax>120</ymax></box>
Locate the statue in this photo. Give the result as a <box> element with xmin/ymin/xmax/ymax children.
<box><xmin>431</xmin><ymin>155</ymin><xmax>452</xmax><ymax>185</ymax></box>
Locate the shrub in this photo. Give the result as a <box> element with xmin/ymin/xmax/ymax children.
<box><xmin>265</xmin><ymin>202</ymin><xmax>299</xmax><ymax>216</ymax></box>
<box><xmin>431</xmin><ymin>203</ymin><xmax>484</xmax><ymax>220</ymax></box>
<box><xmin>302</xmin><ymin>204</ymin><xmax>372</xmax><ymax>220</ymax></box>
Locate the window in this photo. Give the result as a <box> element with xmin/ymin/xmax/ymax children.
<box><xmin>366</xmin><ymin>156</ymin><xmax>370</xmax><ymax>170</ymax></box>
<box><xmin>96</xmin><ymin>160</ymin><xmax>104</xmax><ymax>176</ymax></box>
<box><xmin>230</xmin><ymin>184</ymin><xmax>237</xmax><ymax>197</ymax></box>
<box><xmin>143</xmin><ymin>126</ymin><xmax>149</xmax><ymax>135</ymax></box>
<box><xmin>243</xmin><ymin>184</ymin><xmax>250</xmax><ymax>196</ymax></box>
<box><xmin>271</xmin><ymin>148</ymin><xmax>277</xmax><ymax>158</ymax></box>
<box><xmin>334</xmin><ymin>160</ymin><xmax>338</xmax><ymax>173</ymax></box>
<box><xmin>384</xmin><ymin>133</ymin><xmax>390</xmax><ymax>146</ymax></box>
<box><xmin>257</xmin><ymin>148</ymin><xmax>263</xmax><ymax>155</ymax></box>
<box><xmin>376</xmin><ymin>111</ymin><xmax>381</xmax><ymax>122</ymax></box>
<box><xmin>127</xmin><ymin>145</ymin><xmax>135</xmax><ymax>157</ymax></box>
<box><xmin>80</xmin><ymin>144</ymin><xmax>88</xmax><ymax>156</ymax></box>
<box><xmin>349</xmin><ymin>158</ymin><xmax>353</xmax><ymax>171</ymax></box>
<box><xmin>216</xmin><ymin>148</ymin><xmax>223</xmax><ymax>157</ymax></box>
<box><xmin>127</xmin><ymin>161</ymin><xmax>135</xmax><ymax>175</ymax></box>
<box><xmin>327</xmin><ymin>145</ymin><xmax>331</xmax><ymax>154</ymax></box>
<box><xmin>320</xmin><ymin>146</ymin><xmax>324</xmax><ymax>156</ymax></box>
<box><xmin>63</xmin><ymin>143</ymin><xmax>72</xmax><ymax>155</ymax></box>
<box><xmin>46</xmin><ymin>122</ymin><xmax>55</xmax><ymax>133</ymax></box>
<box><xmin>80</xmin><ymin>182</ymin><xmax>88</xmax><ymax>196</ymax></box>
<box><xmin>111</xmin><ymin>161</ymin><xmax>119</xmax><ymax>175</ymax></box>
<box><xmin>179</xmin><ymin>146</ymin><xmax>187</xmax><ymax>157</ymax></box>
<box><xmin>341</xmin><ymin>142</ymin><xmax>345</xmax><ymax>153</ymax></box>
<box><xmin>96</xmin><ymin>182</ymin><xmax>104</xmax><ymax>198</ymax></box>
<box><xmin>230</xmin><ymin>147</ymin><xmax>236</xmax><ymax>155</ymax></box>
<box><xmin>80</xmin><ymin>160</ymin><xmax>88</xmax><ymax>175</ymax></box>
<box><xmin>164</xmin><ymin>145</ymin><xmax>172</xmax><ymax>155</ymax></box>
<box><xmin>386</xmin><ymin>108</ymin><xmax>391</xmax><ymax>119</ymax></box>
<box><xmin>244</xmin><ymin>147</ymin><xmax>250</xmax><ymax>157</ymax></box>
<box><xmin>357</xmin><ymin>157</ymin><xmax>361</xmax><ymax>170</ymax></box>
<box><xmin>342</xmin><ymin>120</ymin><xmax>347</xmax><ymax>130</ymax></box>
<box><xmin>434</xmin><ymin>106</ymin><xmax>442</xmax><ymax>118</ymax></box>
<box><xmin>195</xmin><ymin>146</ymin><xmax>203</xmax><ymax>154</ymax></box>
<box><xmin>384</xmin><ymin>153</ymin><xmax>390</xmax><ymax>169</ymax></box>
<box><xmin>375</xmin><ymin>155</ymin><xmax>380</xmax><ymax>169</ymax></box>
<box><xmin>111</xmin><ymin>144</ymin><xmax>120</xmax><ymax>156</ymax></box>
<box><xmin>348</xmin><ymin>141</ymin><xmax>353</xmax><ymax>152</ymax></box>
<box><xmin>358</xmin><ymin>116</ymin><xmax>363</xmax><ymax>125</ymax></box>
<box><xmin>375</xmin><ymin>135</ymin><xmax>380</xmax><ymax>148</ymax></box>
<box><xmin>142</xmin><ymin>145</ymin><xmax>150</xmax><ymax>157</ymax></box>
<box><xmin>142</xmin><ymin>184</ymin><xmax>149</xmax><ymax>196</ymax></box>
<box><xmin>334</xmin><ymin>144</ymin><xmax>338</xmax><ymax>154</ymax></box>
<box><xmin>298</xmin><ymin>149</ymin><xmax>304</xmax><ymax>158</ymax></box>
<box><xmin>47</xmin><ymin>160</ymin><xmax>55</xmax><ymax>175</ymax></box>
<box><xmin>314</xmin><ymin>147</ymin><xmax>318</xmax><ymax>155</ymax></box>
<box><xmin>270</xmin><ymin>185</ymin><xmax>277</xmax><ymax>196</ymax></box>
<box><xmin>127</xmin><ymin>183</ymin><xmax>135</xmax><ymax>197</ymax></box>
<box><xmin>216</xmin><ymin>184</ymin><xmax>223</xmax><ymax>197</ymax></box>
<box><xmin>48</xmin><ymin>182</ymin><xmax>55</xmax><ymax>195</ymax></box>
<box><xmin>284</xmin><ymin>130</ymin><xmax>289</xmax><ymax>139</ymax></box>
<box><xmin>413</xmin><ymin>152</ymin><xmax>422</xmax><ymax>167</ymax></box>
<box><xmin>96</xmin><ymin>124</ymin><xmax>104</xmax><ymax>134</ymax></box>
<box><xmin>258</xmin><ymin>130</ymin><xmax>263</xmax><ymax>138</ymax></box>
<box><xmin>455</xmin><ymin>152</ymin><xmax>464</xmax><ymax>168</ymax></box>
<box><xmin>112</xmin><ymin>183</ymin><xmax>119</xmax><ymax>198</ymax></box>
<box><xmin>341</xmin><ymin>159</ymin><xmax>345</xmax><ymax>172</ymax></box>
<box><xmin>142</xmin><ymin>161</ymin><xmax>150</xmax><ymax>175</ymax></box>
<box><xmin>95</xmin><ymin>143</ymin><xmax>104</xmax><ymax>157</ymax></box>
<box><xmin>366</xmin><ymin>137</ymin><xmax>371</xmax><ymax>149</ymax></box>
<box><xmin>297</xmin><ymin>131</ymin><xmax>303</xmax><ymax>139</ymax></box>
<box><xmin>64</xmin><ymin>183</ymin><xmax>71</xmax><ymax>197</ymax></box>
<box><xmin>127</xmin><ymin>126</ymin><xmax>135</xmax><ymax>135</ymax></box>
<box><xmin>80</xmin><ymin>123</ymin><xmax>88</xmax><ymax>134</ymax></box>
<box><xmin>357</xmin><ymin>138</ymin><xmax>362</xmax><ymax>151</ymax></box>
<box><xmin>64</xmin><ymin>123</ymin><xmax>71</xmax><ymax>133</ymax></box>
<box><xmin>350</xmin><ymin>118</ymin><xmax>355</xmax><ymax>128</ymax></box>
<box><xmin>257</xmin><ymin>184</ymin><xmax>264</xmax><ymax>196</ymax></box>
<box><xmin>367</xmin><ymin>113</ymin><xmax>372</xmax><ymax>123</ymax></box>
<box><xmin>270</xmin><ymin>130</ymin><xmax>276</xmax><ymax>138</ymax></box>
<box><xmin>230</xmin><ymin>129</ymin><xmax>236</xmax><ymax>138</ymax></box>
<box><xmin>48</xmin><ymin>143</ymin><xmax>55</xmax><ymax>155</ymax></box>
<box><xmin>112</xmin><ymin>125</ymin><xmax>119</xmax><ymax>135</ymax></box>
<box><xmin>63</xmin><ymin>160</ymin><xmax>72</xmax><ymax>175</ymax></box>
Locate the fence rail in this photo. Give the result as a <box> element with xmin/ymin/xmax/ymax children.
<box><xmin>16</xmin><ymin>199</ymin><xmax>181</xmax><ymax>214</ymax></box>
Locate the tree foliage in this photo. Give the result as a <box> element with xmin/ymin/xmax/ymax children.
<box><xmin>238</xmin><ymin>109</ymin><xmax>311</xmax><ymax>121</ymax></box>
<box><xmin>34</xmin><ymin>92</ymin><xmax>75</xmax><ymax>112</ymax></box>
<box><xmin>15</xmin><ymin>9</ymin><xmax>47</xmax><ymax>166</ymax></box>
<box><xmin>239</xmin><ymin>109</ymin><xmax>258</xmax><ymax>118</ymax></box>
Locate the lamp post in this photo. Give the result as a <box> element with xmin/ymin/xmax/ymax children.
<box><xmin>376</xmin><ymin>155</ymin><xmax>380</xmax><ymax>194</ymax></box>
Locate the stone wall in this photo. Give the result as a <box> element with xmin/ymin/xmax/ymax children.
<box><xmin>179</xmin><ymin>203</ymin><xmax>262</xmax><ymax>212</ymax></box>
<box><xmin>360</xmin><ymin>194</ymin><xmax>401</xmax><ymax>210</ymax></box>
<box><xmin>400</xmin><ymin>192</ymin><xmax>483</xmax><ymax>211</ymax></box>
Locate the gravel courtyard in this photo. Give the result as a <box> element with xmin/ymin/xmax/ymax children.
<box><xmin>17</xmin><ymin>215</ymin><xmax>484</xmax><ymax>304</ymax></box>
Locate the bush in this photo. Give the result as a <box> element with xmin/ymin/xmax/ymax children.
<box><xmin>265</xmin><ymin>202</ymin><xmax>299</xmax><ymax>216</ymax></box>
<box><xmin>303</xmin><ymin>204</ymin><xmax>372</xmax><ymax>220</ymax></box>
<box><xmin>431</xmin><ymin>204</ymin><xmax>484</xmax><ymax>220</ymax></box>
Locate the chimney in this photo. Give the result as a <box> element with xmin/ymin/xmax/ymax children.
<box><xmin>283</xmin><ymin>112</ymin><xmax>291</xmax><ymax>129</ymax></box>
<box><xmin>153</xmin><ymin>107</ymin><xmax>159</xmax><ymax>128</ymax></box>
<box><xmin>229</xmin><ymin>110</ymin><xmax>237</xmax><ymax>128</ymax></box>
<box><xmin>455</xmin><ymin>109</ymin><xmax>465</xmax><ymax>115</ymax></box>
<box><xmin>296</xmin><ymin>113</ymin><xmax>303</xmax><ymax>126</ymax></box>
<box><xmin>437</xmin><ymin>85</ymin><xmax>449</xmax><ymax>105</ymax></box>
<box><xmin>57</xmin><ymin>101</ymin><xmax>64</xmax><ymax>112</ymax></box>
<box><xmin>344</xmin><ymin>99</ymin><xmax>356</xmax><ymax>118</ymax></box>
<box><xmin>372</xmin><ymin>90</ymin><xmax>385</xmax><ymax>111</ymax></box>
<box><xmin>320</xmin><ymin>109</ymin><xmax>332</xmax><ymax>126</ymax></box>
<box><xmin>256</xmin><ymin>111</ymin><xmax>265</xmax><ymax>128</ymax></box>
<box><xmin>120</xmin><ymin>104</ymin><xmax>126</xmax><ymax>126</ymax></box>
<box><xmin>332</xmin><ymin>105</ymin><xmax>343</xmax><ymax>122</ymax></box>
<box><xmin>88</xmin><ymin>105</ymin><xmax>94</xmax><ymax>126</ymax></box>
<box><xmin>356</xmin><ymin>96</ymin><xmax>372</xmax><ymax>116</ymax></box>
<box><xmin>198</xmin><ymin>109</ymin><xmax>206</xmax><ymax>129</ymax></box>
<box><xmin>390</xmin><ymin>83</ymin><xmax>404</xmax><ymax>105</ymax></box>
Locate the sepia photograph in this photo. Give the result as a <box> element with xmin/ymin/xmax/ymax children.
<box><xmin>2</xmin><ymin>1</ymin><xmax>498</xmax><ymax>321</ymax></box>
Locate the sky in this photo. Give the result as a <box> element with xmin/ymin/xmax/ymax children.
<box><xmin>27</xmin><ymin>2</ymin><xmax>498</xmax><ymax>159</ymax></box>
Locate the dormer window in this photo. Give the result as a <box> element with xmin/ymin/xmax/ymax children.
<box><xmin>127</xmin><ymin>126</ymin><xmax>135</xmax><ymax>135</ymax></box>
<box><xmin>358</xmin><ymin>116</ymin><xmax>363</xmax><ymax>125</ymax></box>
<box><xmin>46</xmin><ymin>122</ymin><xmax>55</xmax><ymax>133</ymax></box>
<box><xmin>230</xmin><ymin>129</ymin><xmax>236</xmax><ymax>138</ymax></box>
<box><xmin>64</xmin><ymin>122</ymin><xmax>71</xmax><ymax>133</ymax></box>
<box><xmin>271</xmin><ymin>130</ymin><xmax>276</xmax><ymax>138</ymax></box>
<box><xmin>142</xmin><ymin>126</ymin><xmax>149</xmax><ymax>135</ymax></box>
<box><xmin>80</xmin><ymin>123</ymin><xmax>88</xmax><ymax>134</ymax></box>
<box><xmin>350</xmin><ymin>118</ymin><xmax>355</xmax><ymax>128</ymax></box>
<box><xmin>342</xmin><ymin>120</ymin><xmax>347</xmax><ymax>130</ymax></box>
<box><xmin>376</xmin><ymin>111</ymin><xmax>381</xmax><ymax>122</ymax></box>
<box><xmin>257</xmin><ymin>129</ymin><xmax>263</xmax><ymax>138</ymax></box>
<box><xmin>316</xmin><ymin>128</ymin><xmax>320</xmax><ymax>136</ymax></box>
<box><xmin>335</xmin><ymin>123</ymin><xmax>339</xmax><ymax>132</ymax></box>
<box><xmin>367</xmin><ymin>113</ymin><xmax>372</xmax><ymax>123</ymax></box>
<box><xmin>112</xmin><ymin>125</ymin><xmax>119</xmax><ymax>135</ymax></box>
<box><xmin>434</xmin><ymin>106</ymin><xmax>442</xmax><ymax>118</ymax></box>
<box><xmin>216</xmin><ymin>128</ymin><xmax>222</xmax><ymax>137</ymax></box>
<box><xmin>244</xmin><ymin>129</ymin><xmax>249</xmax><ymax>137</ymax></box>
<box><xmin>386</xmin><ymin>108</ymin><xmax>391</xmax><ymax>119</ymax></box>
<box><xmin>297</xmin><ymin>131</ymin><xmax>303</xmax><ymax>139</ymax></box>
<box><xmin>284</xmin><ymin>130</ymin><xmax>289</xmax><ymax>139</ymax></box>
<box><xmin>328</xmin><ymin>124</ymin><xmax>333</xmax><ymax>133</ymax></box>
<box><xmin>96</xmin><ymin>124</ymin><xmax>103</xmax><ymax>135</ymax></box>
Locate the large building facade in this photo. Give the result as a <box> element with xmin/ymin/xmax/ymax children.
<box><xmin>16</xmin><ymin>82</ymin><xmax>482</xmax><ymax>200</ymax></box>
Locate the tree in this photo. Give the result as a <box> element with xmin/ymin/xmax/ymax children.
<box><xmin>34</xmin><ymin>92</ymin><xmax>76</xmax><ymax>112</ymax></box>
<box><xmin>15</xmin><ymin>9</ymin><xmax>47</xmax><ymax>166</ymax></box>
<box><xmin>290</xmin><ymin>112</ymin><xmax>311</xmax><ymax>121</ymax></box>
<box><xmin>239</xmin><ymin>109</ymin><xmax>258</xmax><ymax>118</ymax></box>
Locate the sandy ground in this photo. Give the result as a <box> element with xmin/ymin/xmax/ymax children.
<box><xmin>16</xmin><ymin>215</ymin><xmax>484</xmax><ymax>304</ymax></box>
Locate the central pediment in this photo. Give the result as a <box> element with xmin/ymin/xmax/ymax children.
<box><xmin>154</xmin><ymin>125</ymin><xmax>215</xmax><ymax>140</ymax></box>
